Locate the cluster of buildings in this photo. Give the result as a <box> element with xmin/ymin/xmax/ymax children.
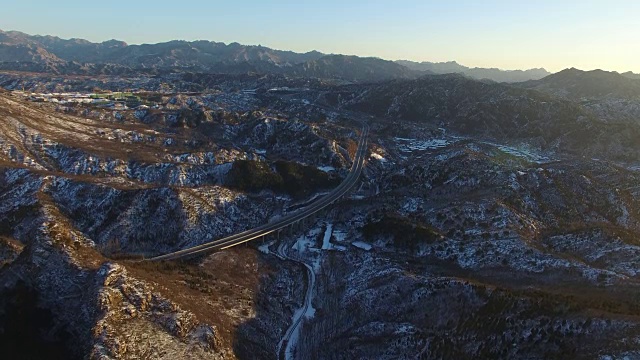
<box><xmin>12</xmin><ymin>91</ymin><xmax>148</xmax><ymax>110</ymax></box>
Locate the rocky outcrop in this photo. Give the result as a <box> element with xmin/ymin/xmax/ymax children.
<box><xmin>0</xmin><ymin>236</ymin><xmax>23</xmax><ymax>267</ymax></box>
<box><xmin>0</xmin><ymin>176</ymin><xmax>229</xmax><ymax>359</ymax></box>
<box><xmin>92</xmin><ymin>263</ymin><xmax>226</xmax><ymax>359</ymax></box>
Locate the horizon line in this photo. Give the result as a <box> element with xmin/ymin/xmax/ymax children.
<box><xmin>3</xmin><ymin>28</ymin><xmax>639</xmax><ymax>75</ymax></box>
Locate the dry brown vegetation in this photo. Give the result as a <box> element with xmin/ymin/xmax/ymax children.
<box><xmin>0</xmin><ymin>236</ymin><xmax>24</xmax><ymax>267</ymax></box>
<box><xmin>346</xmin><ymin>138</ymin><xmax>358</xmax><ymax>159</ymax></box>
<box><xmin>0</xmin><ymin>93</ymin><xmax>219</xmax><ymax>165</ymax></box>
<box><xmin>36</xmin><ymin>184</ymin><xmax>105</xmax><ymax>269</ymax></box>
<box><xmin>125</xmin><ymin>247</ymin><xmax>268</xmax><ymax>352</ymax></box>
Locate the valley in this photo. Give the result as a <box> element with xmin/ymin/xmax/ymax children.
<box><xmin>1</xmin><ymin>29</ymin><xmax>640</xmax><ymax>360</ymax></box>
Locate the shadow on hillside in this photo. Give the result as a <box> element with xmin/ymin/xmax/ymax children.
<box><xmin>232</xmin><ymin>244</ymin><xmax>306</xmax><ymax>360</ymax></box>
<box><xmin>0</xmin><ymin>280</ymin><xmax>81</xmax><ymax>360</ymax></box>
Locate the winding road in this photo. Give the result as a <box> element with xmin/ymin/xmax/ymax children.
<box><xmin>146</xmin><ymin>124</ymin><xmax>369</xmax><ymax>261</ymax></box>
<box><xmin>274</xmin><ymin>242</ymin><xmax>316</xmax><ymax>360</ymax></box>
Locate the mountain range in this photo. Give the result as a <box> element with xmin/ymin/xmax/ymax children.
<box><xmin>518</xmin><ymin>68</ymin><xmax>640</xmax><ymax>100</ymax></box>
<box><xmin>515</xmin><ymin>68</ymin><xmax>640</xmax><ymax>124</ymax></box>
<box><xmin>333</xmin><ymin>72</ymin><xmax>640</xmax><ymax>160</ymax></box>
<box><xmin>4</xmin><ymin>28</ymin><xmax>640</xmax><ymax>359</ymax></box>
<box><xmin>0</xmin><ymin>29</ymin><xmax>561</xmax><ymax>83</ymax></box>
<box><xmin>396</xmin><ymin>60</ymin><xmax>551</xmax><ymax>83</ymax></box>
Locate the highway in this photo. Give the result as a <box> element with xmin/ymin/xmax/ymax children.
<box><xmin>146</xmin><ymin>124</ymin><xmax>369</xmax><ymax>261</ymax></box>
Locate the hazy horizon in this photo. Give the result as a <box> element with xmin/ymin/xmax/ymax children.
<box><xmin>2</xmin><ymin>0</ymin><xmax>639</xmax><ymax>74</ymax></box>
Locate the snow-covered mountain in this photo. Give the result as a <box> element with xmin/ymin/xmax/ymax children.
<box><xmin>2</xmin><ymin>69</ymin><xmax>640</xmax><ymax>359</ymax></box>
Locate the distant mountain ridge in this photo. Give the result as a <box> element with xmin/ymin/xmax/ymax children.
<box><xmin>396</xmin><ymin>60</ymin><xmax>551</xmax><ymax>83</ymax></box>
<box><xmin>5</xmin><ymin>29</ymin><xmax>638</xmax><ymax>85</ymax></box>
<box><xmin>0</xmin><ymin>29</ymin><xmax>326</xmax><ymax>72</ymax></box>
<box><xmin>1</xmin><ymin>29</ymin><xmax>420</xmax><ymax>82</ymax></box>
<box><xmin>517</xmin><ymin>68</ymin><xmax>640</xmax><ymax>100</ymax></box>
<box><xmin>622</xmin><ymin>71</ymin><xmax>640</xmax><ymax>80</ymax></box>
<box><xmin>333</xmin><ymin>73</ymin><xmax>640</xmax><ymax>161</ymax></box>
<box><xmin>292</xmin><ymin>55</ymin><xmax>418</xmax><ymax>82</ymax></box>
<box><xmin>515</xmin><ymin>68</ymin><xmax>640</xmax><ymax>124</ymax></box>
<box><xmin>0</xmin><ymin>29</ymin><xmax>556</xmax><ymax>83</ymax></box>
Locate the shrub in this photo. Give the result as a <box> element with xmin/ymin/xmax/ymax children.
<box><xmin>274</xmin><ymin>160</ymin><xmax>339</xmax><ymax>198</ymax></box>
<box><xmin>226</xmin><ymin>160</ymin><xmax>284</xmax><ymax>193</ymax></box>
<box><xmin>227</xmin><ymin>160</ymin><xmax>340</xmax><ymax>198</ymax></box>
<box><xmin>362</xmin><ymin>213</ymin><xmax>441</xmax><ymax>250</ymax></box>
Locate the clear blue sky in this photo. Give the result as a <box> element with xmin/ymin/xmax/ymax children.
<box><xmin>2</xmin><ymin>0</ymin><xmax>639</xmax><ymax>73</ymax></box>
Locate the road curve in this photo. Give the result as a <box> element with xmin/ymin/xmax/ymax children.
<box><xmin>146</xmin><ymin>124</ymin><xmax>369</xmax><ymax>261</ymax></box>
<box><xmin>274</xmin><ymin>242</ymin><xmax>315</xmax><ymax>360</ymax></box>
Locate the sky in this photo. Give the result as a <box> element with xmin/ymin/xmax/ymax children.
<box><xmin>1</xmin><ymin>0</ymin><xmax>639</xmax><ymax>73</ymax></box>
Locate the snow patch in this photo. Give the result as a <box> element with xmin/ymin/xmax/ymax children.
<box><xmin>333</xmin><ymin>230</ymin><xmax>347</xmax><ymax>243</ymax></box>
<box><xmin>371</xmin><ymin>152</ymin><xmax>387</xmax><ymax>163</ymax></box>
<box><xmin>317</xmin><ymin>165</ymin><xmax>335</xmax><ymax>172</ymax></box>
<box><xmin>321</xmin><ymin>223</ymin><xmax>334</xmax><ymax>250</ymax></box>
<box><xmin>395</xmin><ymin>137</ymin><xmax>452</xmax><ymax>152</ymax></box>
<box><xmin>258</xmin><ymin>241</ymin><xmax>274</xmax><ymax>255</ymax></box>
<box><xmin>352</xmin><ymin>241</ymin><xmax>372</xmax><ymax>251</ymax></box>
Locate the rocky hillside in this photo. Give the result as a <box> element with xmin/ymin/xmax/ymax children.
<box><xmin>0</xmin><ymin>81</ymin><xmax>360</xmax><ymax>358</ymax></box>
<box><xmin>0</xmin><ymin>88</ymin><xmax>354</xmax><ymax>252</ymax></box>
<box><xmin>3</xmin><ymin>67</ymin><xmax>640</xmax><ymax>359</ymax></box>
<box><xmin>518</xmin><ymin>68</ymin><xmax>640</xmax><ymax>101</ymax></box>
<box><xmin>517</xmin><ymin>68</ymin><xmax>640</xmax><ymax>124</ymax></box>
<box><xmin>284</xmin><ymin>113</ymin><xmax>640</xmax><ymax>359</ymax></box>
<box><xmin>0</xmin><ymin>165</ymin><xmax>305</xmax><ymax>359</ymax></box>
<box><xmin>334</xmin><ymin>74</ymin><xmax>640</xmax><ymax>161</ymax></box>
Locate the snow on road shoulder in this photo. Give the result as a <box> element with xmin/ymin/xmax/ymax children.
<box><xmin>352</xmin><ymin>241</ymin><xmax>373</xmax><ymax>251</ymax></box>
<box><xmin>291</xmin><ymin>226</ymin><xmax>322</xmax><ymax>253</ymax></box>
<box><xmin>258</xmin><ymin>240</ymin><xmax>274</xmax><ymax>254</ymax></box>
